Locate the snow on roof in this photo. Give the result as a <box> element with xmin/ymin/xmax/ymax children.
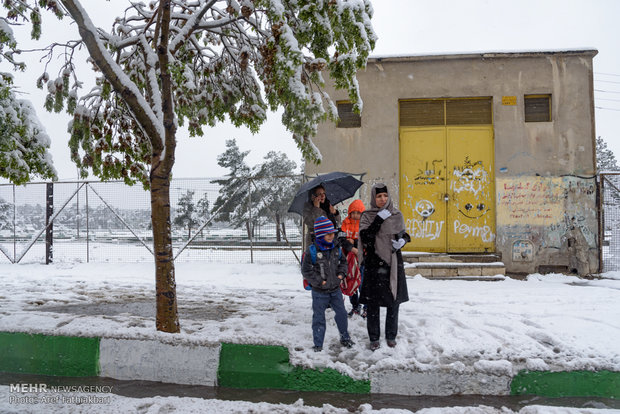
<box><xmin>369</xmin><ymin>48</ymin><xmax>599</xmax><ymax>63</ymax></box>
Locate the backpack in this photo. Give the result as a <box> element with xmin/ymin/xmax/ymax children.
<box><xmin>302</xmin><ymin>244</ymin><xmax>329</xmax><ymax>290</ymax></box>
<box><xmin>302</xmin><ymin>244</ymin><xmax>361</xmax><ymax>296</ymax></box>
<box><xmin>340</xmin><ymin>251</ymin><xmax>362</xmax><ymax>296</ymax></box>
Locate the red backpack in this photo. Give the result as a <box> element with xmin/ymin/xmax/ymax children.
<box><xmin>340</xmin><ymin>251</ymin><xmax>362</xmax><ymax>296</ymax></box>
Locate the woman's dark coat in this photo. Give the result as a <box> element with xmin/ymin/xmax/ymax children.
<box><xmin>358</xmin><ymin>214</ymin><xmax>410</xmax><ymax>307</ymax></box>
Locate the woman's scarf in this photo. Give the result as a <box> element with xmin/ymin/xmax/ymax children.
<box><xmin>358</xmin><ymin>183</ymin><xmax>406</xmax><ymax>300</ymax></box>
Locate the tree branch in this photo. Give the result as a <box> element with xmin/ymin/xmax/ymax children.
<box><xmin>60</xmin><ymin>0</ymin><xmax>163</xmax><ymax>146</ymax></box>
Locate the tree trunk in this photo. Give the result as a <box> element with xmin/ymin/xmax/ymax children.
<box><xmin>151</xmin><ymin>172</ymin><xmax>180</xmax><ymax>333</ymax></box>
<box><xmin>275</xmin><ymin>213</ymin><xmax>281</xmax><ymax>242</ymax></box>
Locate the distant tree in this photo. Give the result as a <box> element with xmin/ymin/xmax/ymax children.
<box><xmin>174</xmin><ymin>190</ymin><xmax>199</xmax><ymax>239</ymax></box>
<box><xmin>196</xmin><ymin>193</ymin><xmax>211</xmax><ymax>238</ymax></box>
<box><xmin>597</xmin><ymin>136</ymin><xmax>620</xmax><ymax>208</ymax></box>
<box><xmin>0</xmin><ymin>198</ymin><xmax>12</xmax><ymax>231</ymax></box>
<box><xmin>211</xmin><ymin>139</ymin><xmax>253</xmax><ymax>236</ymax></box>
<box><xmin>596</xmin><ymin>136</ymin><xmax>619</xmax><ymax>172</ymax></box>
<box><xmin>252</xmin><ymin>151</ymin><xmax>298</xmax><ymax>242</ymax></box>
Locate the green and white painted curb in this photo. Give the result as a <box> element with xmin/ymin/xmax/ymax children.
<box><xmin>1</xmin><ymin>332</ymin><xmax>618</xmax><ymax>398</ymax></box>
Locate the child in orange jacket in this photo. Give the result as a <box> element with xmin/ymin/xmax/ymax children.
<box><xmin>340</xmin><ymin>199</ymin><xmax>367</xmax><ymax>317</ymax></box>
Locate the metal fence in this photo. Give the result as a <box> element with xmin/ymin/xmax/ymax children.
<box><xmin>600</xmin><ymin>172</ymin><xmax>620</xmax><ymax>272</ymax></box>
<box><xmin>12</xmin><ymin>173</ymin><xmax>618</xmax><ymax>270</ymax></box>
<box><xmin>0</xmin><ymin>176</ymin><xmax>305</xmax><ymax>265</ymax></box>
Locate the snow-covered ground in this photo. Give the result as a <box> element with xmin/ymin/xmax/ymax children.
<box><xmin>0</xmin><ymin>262</ymin><xmax>619</xmax><ymax>413</ymax></box>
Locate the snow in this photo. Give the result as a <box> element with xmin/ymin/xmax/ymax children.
<box><xmin>0</xmin><ymin>17</ymin><xmax>15</xmax><ymax>43</ymax></box>
<box><xmin>2</xmin><ymin>389</ymin><xmax>616</xmax><ymax>414</ymax></box>
<box><xmin>0</xmin><ymin>262</ymin><xmax>619</xmax><ymax>412</ymax></box>
<box><xmin>1</xmin><ymin>262</ymin><xmax>618</xmax><ymax>372</ymax></box>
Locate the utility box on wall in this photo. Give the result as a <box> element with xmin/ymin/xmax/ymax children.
<box><xmin>307</xmin><ymin>50</ymin><xmax>599</xmax><ymax>274</ymax></box>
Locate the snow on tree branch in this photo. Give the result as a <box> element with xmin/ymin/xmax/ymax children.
<box><xmin>0</xmin><ymin>74</ymin><xmax>57</xmax><ymax>184</ymax></box>
<box><xmin>2</xmin><ymin>0</ymin><xmax>376</xmax><ymax>183</ymax></box>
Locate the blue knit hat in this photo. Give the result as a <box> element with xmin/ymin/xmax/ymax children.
<box><xmin>314</xmin><ymin>216</ymin><xmax>337</xmax><ymax>238</ymax></box>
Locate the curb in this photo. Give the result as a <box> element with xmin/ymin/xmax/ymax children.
<box><xmin>100</xmin><ymin>338</ymin><xmax>220</xmax><ymax>386</ymax></box>
<box><xmin>0</xmin><ymin>332</ymin><xmax>99</xmax><ymax>377</ymax></box>
<box><xmin>218</xmin><ymin>343</ymin><xmax>370</xmax><ymax>393</ymax></box>
<box><xmin>0</xmin><ymin>332</ymin><xmax>618</xmax><ymax>398</ymax></box>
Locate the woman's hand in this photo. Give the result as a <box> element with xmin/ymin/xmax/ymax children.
<box><xmin>391</xmin><ymin>238</ymin><xmax>406</xmax><ymax>250</ymax></box>
<box><xmin>377</xmin><ymin>209</ymin><xmax>391</xmax><ymax>220</ymax></box>
<box><xmin>329</xmin><ymin>204</ymin><xmax>337</xmax><ymax>214</ymax></box>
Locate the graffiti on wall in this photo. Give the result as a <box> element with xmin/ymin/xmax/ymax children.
<box><xmin>415</xmin><ymin>199</ymin><xmax>435</xmax><ymax>218</ymax></box>
<box><xmin>414</xmin><ymin>160</ymin><xmax>444</xmax><ymax>185</ymax></box>
<box><xmin>451</xmin><ymin>157</ymin><xmax>494</xmax><ymax>242</ymax></box>
<box><xmin>453</xmin><ymin>219</ymin><xmax>494</xmax><ymax>243</ymax></box>
<box><xmin>406</xmin><ymin>217</ymin><xmax>444</xmax><ymax>241</ymax></box>
<box><xmin>451</xmin><ymin>157</ymin><xmax>490</xmax><ymax>198</ymax></box>
<box><xmin>404</xmin><ymin>198</ymin><xmax>444</xmax><ymax>240</ymax></box>
<box><xmin>512</xmin><ymin>240</ymin><xmax>534</xmax><ymax>262</ymax></box>
<box><xmin>496</xmin><ymin>176</ymin><xmax>597</xmax><ymax>249</ymax></box>
<box><xmin>497</xmin><ymin>178</ymin><xmax>564</xmax><ymax>226</ymax></box>
<box><xmin>402</xmin><ymin>155</ymin><xmax>497</xmax><ymax>245</ymax></box>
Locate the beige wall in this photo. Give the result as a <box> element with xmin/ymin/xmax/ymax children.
<box><xmin>307</xmin><ymin>51</ymin><xmax>599</xmax><ymax>274</ymax></box>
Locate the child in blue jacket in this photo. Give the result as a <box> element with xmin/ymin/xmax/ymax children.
<box><xmin>301</xmin><ymin>216</ymin><xmax>355</xmax><ymax>352</ymax></box>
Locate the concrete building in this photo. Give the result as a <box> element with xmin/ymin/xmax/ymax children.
<box><xmin>307</xmin><ymin>50</ymin><xmax>599</xmax><ymax>274</ymax></box>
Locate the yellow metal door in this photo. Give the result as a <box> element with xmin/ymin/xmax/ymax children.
<box><xmin>446</xmin><ymin>126</ymin><xmax>495</xmax><ymax>252</ymax></box>
<box><xmin>399</xmin><ymin>127</ymin><xmax>447</xmax><ymax>252</ymax></box>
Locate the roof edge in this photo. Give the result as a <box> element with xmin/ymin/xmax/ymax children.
<box><xmin>368</xmin><ymin>49</ymin><xmax>599</xmax><ymax>63</ymax></box>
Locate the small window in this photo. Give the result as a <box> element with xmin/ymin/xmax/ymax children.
<box><xmin>337</xmin><ymin>102</ymin><xmax>361</xmax><ymax>128</ymax></box>
<box><xmin>525</xmin><ymin>94</ymin><xmax>551</xmax><ymax>122</ymax></box>
<box><xmin>446</xmin><ymin>98</ymin><xmax>492</xmax><ymax>125</ymax></box>
<box><xmin>400</xmin><ymin>100</ymin><xmax>444</xmax><ymax>126</ymax></box>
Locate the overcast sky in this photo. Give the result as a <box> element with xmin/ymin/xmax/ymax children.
<box><xmin>5</xmin><ymin>0</ymin><xmax>620</xmax><ymax>180</ymax></box>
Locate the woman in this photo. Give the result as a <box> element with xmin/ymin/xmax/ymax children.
<box><xmin>358</xmin><ymin>183</ymin><xmax>410</xmax><ymax>350</ymax></box>
<box><xmin>302</xmin><ymin>185</ymin><xmax>341</xmax><ymax>249</ymax></box>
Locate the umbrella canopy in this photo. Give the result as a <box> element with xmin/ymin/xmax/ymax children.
<box><xmin>288</xmin><ymin>172</ymin><xmax>364</xmax><ymax>215</ymax></box>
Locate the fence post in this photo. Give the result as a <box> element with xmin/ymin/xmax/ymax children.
<box><xmin>12</xmin><ymin>185</ymin><xmax>16</xmax><ymax>262</ymax></box>
<box><xmin>45</xmin><ymin>182</ymin><xmax>54</xmax><ymax>264</ymax></box>
<box><xmin>248</xmin><ymin>178</ymin><xmax>253</xmax><ymax>264</ymax></box>
<box><xmin>86</xmin><ymin>183</ymin><xmax>90</xmax><ymax>263</ymax></box>
<box><xmin>76</xmin><ymin>181</ymin><xmax>80</xmax><ymax>239</ymax></box>
<box><xmin>597</xmin><ymin>174</ymin><xmax>603</xmax><ymax>273</ymax></box>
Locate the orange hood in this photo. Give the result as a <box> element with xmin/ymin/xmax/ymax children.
<box><xmin>348</xmin><ymin>199</ymin><xmax>365</xmax><ymax>214</ymax></box>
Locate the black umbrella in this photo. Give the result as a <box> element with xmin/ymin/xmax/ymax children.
<box><xmin>288</xmin><ymin>172</ymin><xmax>364</xmax><ymax>215</ymax></box>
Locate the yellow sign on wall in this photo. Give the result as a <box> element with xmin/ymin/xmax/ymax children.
<box><xmin>502</xmin><ymin>96</ymin><xmax>517</xmax><ymax>106</ymax></box>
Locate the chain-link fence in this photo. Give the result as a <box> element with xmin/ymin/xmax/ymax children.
<box><xmin>0</xmin><ymin>176</ymin><xmax>305</xmax><ymax>265</ymax></box>
<box><xmin>600</xmin><ymin>172</ymin><xmax>620</xmax><ymax>272</ymax></box>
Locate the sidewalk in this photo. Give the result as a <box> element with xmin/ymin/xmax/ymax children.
<box><xmin>0</xmin><ymin>262</ymin><xmax>618</xmax><ymax>398</ymax></box>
